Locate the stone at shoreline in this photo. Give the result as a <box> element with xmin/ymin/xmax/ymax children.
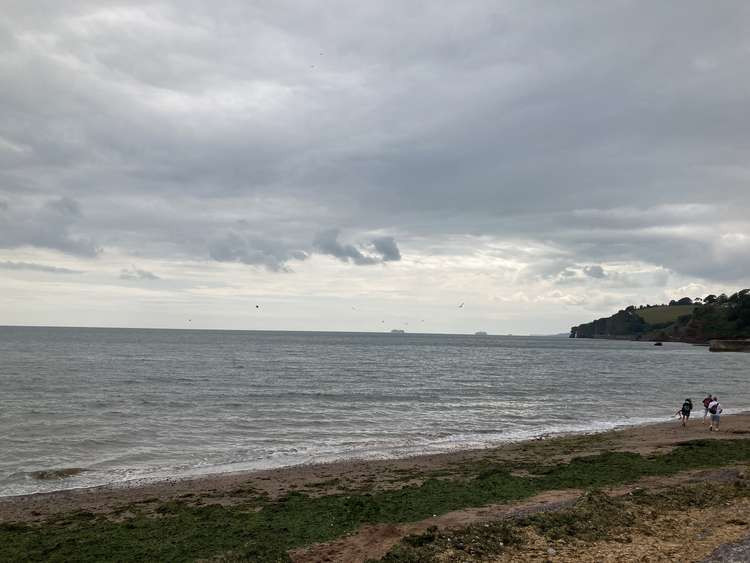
<box><xmin>709</xmin><ymin>340</ymin><xmax>750</xmax><ymax>353</ymax></box>
<box><xmin>30</xmin><ymin>468</ymin><xmax>87</xmax><ymax>480</ymax></box>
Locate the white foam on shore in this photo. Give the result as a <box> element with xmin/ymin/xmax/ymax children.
<box><xmin>4</xmin><ymin>411</ymin><xmax>742</xmax><ymax>499</ymax></box>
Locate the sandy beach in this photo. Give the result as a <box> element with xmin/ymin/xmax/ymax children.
<box><xmin>3</xmin><ymin>413</ymin><xmax>750</xmax><ymax>561</ymax></box>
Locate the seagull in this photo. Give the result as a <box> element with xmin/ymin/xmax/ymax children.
<box><xmin>458</xmin><ymin>302</ymin><xmax>465</xmax><ymax>308</ymax></box>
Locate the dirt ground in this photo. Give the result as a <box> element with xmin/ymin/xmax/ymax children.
<box><xmin>495</xmin><ymin>496</ymin><xmax>750</xmax><ymax>563</ymax></box>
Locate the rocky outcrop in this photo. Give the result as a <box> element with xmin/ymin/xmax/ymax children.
<box><xmin>709</xmin><ymin>340</ymin><xmax>750</xmax><ymax>352</ymax></box>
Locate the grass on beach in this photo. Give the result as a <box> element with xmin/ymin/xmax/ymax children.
<box><xmin>4</xmin><ymin>439</ymin><xmax>750</xmax><ymax>562</ymax></box>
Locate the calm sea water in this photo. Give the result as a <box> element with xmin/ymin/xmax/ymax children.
<box><xmin>2</xmin><ymin>326</ymin><xmax>750</xmax><ymax>497</ymax></box>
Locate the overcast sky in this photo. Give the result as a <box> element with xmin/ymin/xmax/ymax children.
<box><xmin>1</xmin><ymin>1</ymin><xmax>749</xmax><ymax>333</ymax></box>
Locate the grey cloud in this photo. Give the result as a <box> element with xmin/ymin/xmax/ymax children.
<box><xmin>119</xmin><ymin>266</ymin><xmax>160</xmax><ymax>280</ymax></box>
<box><xmin>313</xmin><ymin>230</ymin><xmax>378</xmax><ymax>265</ymax></box>
<box><xmin>208</xmin><ymin>232</ymin><xmax>308</xmax><ymax>272</ymax></box>
<box><xmin>553</xmin><ymin>222</ymin><xmax>750</xmax><ymax>284</ymax></box>
<box><xmin>605</xmin><ymin>268</ymin><xmax>671</xmax><ymax>289</ymax></box>
<box><xmin>584</xmin><ymin>265</ymin><xmax>606</xmax><ymax>279</ymax></box>
<box><xmin>371</xmin><ymin>236</ymin><xmax>402</xmax><ymax>262</ymax></box>
<box><xmin>313</xmin><ymin>230</ymin><xmax>401</xmax><ymax>265</ymax></box>
<box><xmin>1</xmin><ymin>3</ymin><xmax>749</xmax><ymax>285</ymax></box>
<box><xmin>0</xmin><ymin>261</ymin><xmax>83</xmax><ymax>274</ymax></box>
<box><xmin>0</xmin><ymin>197</ymin><xmax>100</xmax><ymax>257</ymax></box>
<box><xmin>522</xmin><ymin>258</ymin><xmax>577</xmax><ymax>282</ymax></box>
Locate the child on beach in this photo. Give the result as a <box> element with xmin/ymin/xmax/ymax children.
<box><xmin>676</xmin><ymin>398</ymin><xmax>693</xmax><ymax>427</ymax></box>
<box><xmin>708</xmin><ymin>397</ymin><xmax>723</xmax><ymax>431</ymax></box>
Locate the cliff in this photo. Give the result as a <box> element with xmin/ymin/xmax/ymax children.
<box><xmin>569</xmin><ymin>308</ymin><xmax>648</xmax><ymax>339</ymax></box>
<box><xmin>570</xmin><ymin>289</ymin><xmax>750</xmax><ymax>343</ymax></box>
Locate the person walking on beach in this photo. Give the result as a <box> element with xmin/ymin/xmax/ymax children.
<box><xmin>676</xmin><ymin>398</ymin><xmax>693</xmax><ymax>427</ymax></box>
<box><xmin>702</xmin><ymin>394</ymin><xmax>713</xmax><ymax>423</ymax></box>
<box><xmin>708</xmin><ymin>396</ymin><xmax>723</xmax><ymax>431</ymax></box>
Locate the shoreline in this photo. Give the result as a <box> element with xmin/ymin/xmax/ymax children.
<box><xmin>3</xmin><ymin>411</ymin><xmax>749</xmax><ymax>523</ymax></box>
<box><xmin>0</xmin><ymin>412</ymin><xmax>673</xmax><ymax>500</ymax></box>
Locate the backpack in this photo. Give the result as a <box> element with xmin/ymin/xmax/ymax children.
<box><xmin>682</xmin><ymin>401</ymin><xmax>691</xmax><ymax>413</ymax></box>
<box><xmin>709</xmin><ymin>404</ymin><xmax>718</xmax><ymax>415</ymax></box>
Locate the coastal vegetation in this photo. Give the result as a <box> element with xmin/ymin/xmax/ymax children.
<box><xmin>4</xmin><ymin>438</ymin><xmax>750</xmax><ymax>562</ymax></box>
<box><xmin>570</xmin><ymin>288</ymin><xmax>750</xmax><ymax>342</ymax></box>
<box><xmin>633</xmin><ymin>304</ymin><xmax>697</xmax><ymax>325</ymax></box>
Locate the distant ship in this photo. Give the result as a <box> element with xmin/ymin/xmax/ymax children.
<box><xmin>474</xmin><ymin>331</ymin><xmax>488</xmax><ymax>336</ymax></box>
<box><xmin>390</xmin><ymin>329</ymin><xmax>405</xmax><ymax>334</ymax></box>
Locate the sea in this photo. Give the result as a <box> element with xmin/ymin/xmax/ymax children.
<box><xmin>2</xmin><ymin>326</ymin><xmax>750</xmax><ymax>497</ymax></box>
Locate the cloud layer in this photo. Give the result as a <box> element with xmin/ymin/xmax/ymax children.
<box><xmin>1</xmin><ymin>2</ymin><xmax>749</xmax><ymax>329</ymax></box>
<box><xmin>0</xmin><ymin>261</ymin><xmax>83</xmax><ymax>274</ymax></box>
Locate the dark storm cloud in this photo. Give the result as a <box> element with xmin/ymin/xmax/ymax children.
<box><xmin>0</xmin><ymin>2</ymin><xmax>748</xmax><ymax>284</ymax></box>
<box><xmin>119</xmin><ymin>266</ymin><xmax>160</xmax><ymax>280</ymax></box>
<box><xmin>0</xmin><ymin>261</ymin><xmax>83</xmax><ymax>274</ymax></box>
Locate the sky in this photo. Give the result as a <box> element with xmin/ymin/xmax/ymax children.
<box><xmin>1</xmin><ymin>1</ymin><xmax>749</xmax><ymax>334</ymax></box>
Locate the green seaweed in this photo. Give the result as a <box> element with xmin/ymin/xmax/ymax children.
<box><xmin>3</xmin><ymin>439</ymin><xmax>750</xmax><ymax>562</ymax></box>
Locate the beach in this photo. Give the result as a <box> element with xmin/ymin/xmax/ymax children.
<box><xmin>4</xmin><ymin>1</ymin><xmax>749</xmax><ymax>560</ymax></box>
<box><xmin>3</xmin><ymin>413</ymin><xmax>750</xmax><ymax>561</ymax></box>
